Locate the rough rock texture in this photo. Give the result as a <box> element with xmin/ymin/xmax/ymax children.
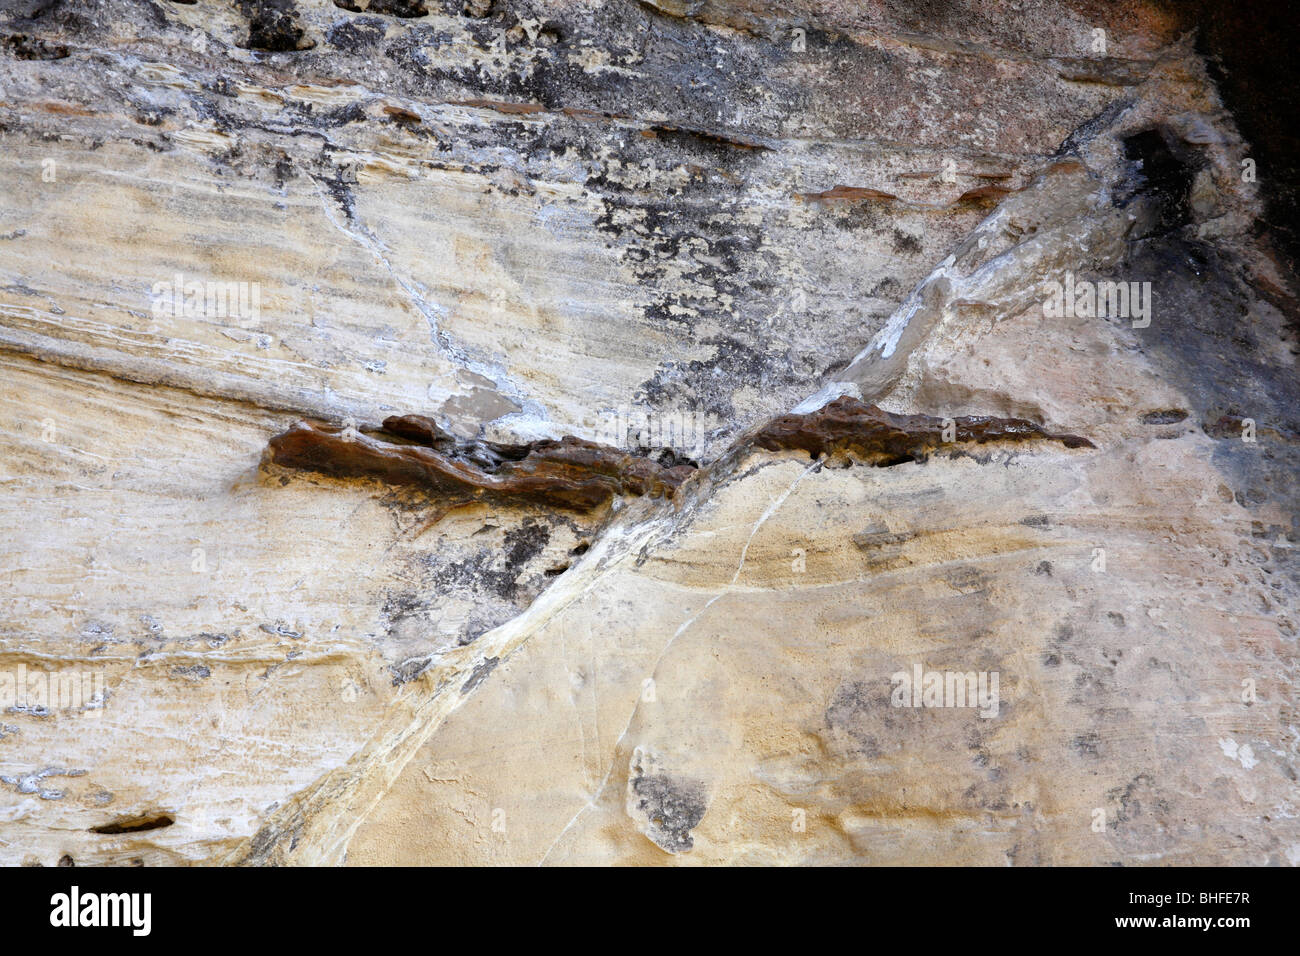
<box><xmin>0</xmin><ymin>0</ymin><xmax>1296</xmax><ymax>865</ymax></box>
<box><xmin>269</xmin><ymin>414</ymin><xmax>696</xmax><ymax>510</ymax></box>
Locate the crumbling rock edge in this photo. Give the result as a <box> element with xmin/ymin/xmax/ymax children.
<box><xmin>267</xmin><ymin>413</ymin><xmax>696</xmax><ymax>512</ymax></box>
<box><xmin>267</xmin><ymin>400</ymin><xmax>1094</xmax><ymax>515</ymax></box>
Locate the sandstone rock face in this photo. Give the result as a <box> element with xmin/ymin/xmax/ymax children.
<box><xmin>0</xmin><ymin>0</ymin><xmax>1295</xmax><ymax>866</ymax></box>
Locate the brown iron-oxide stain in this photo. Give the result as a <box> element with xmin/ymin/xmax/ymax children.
<box><xmin>268</xmin><ymin>415</ymin><xmax>695</xmax><ymax>512</ymax></box>
<box><xmin>748</xmin><ymin>397</ymin><xmax>1094</xmax><ymax>465</ymax></box>
<box><xmin>266</xmin><ymin>399</ymin><xmax>1092</xmax><ymax>514</ymax></box>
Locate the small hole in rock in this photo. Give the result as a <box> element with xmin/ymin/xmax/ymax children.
<box><xmin>90</xmin><ymin>813</ymin><xmax>175</xmax><ymax>835</ymax></box>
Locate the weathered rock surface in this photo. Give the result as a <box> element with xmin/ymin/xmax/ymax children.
<box><xmin>0</xmin><ymin>0</ymin><xmax>1296</xmax><ymax>865</ymax></box>
<box><xmin>269</xmin><ymin>414</ymin><xmax>695</xmax><ymax>511</ymax></box>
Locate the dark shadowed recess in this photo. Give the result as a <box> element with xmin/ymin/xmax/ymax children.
<box><xmin>1105</xmin><ymin>0</ymin><xmax>1300</xmax><ymax>600</ymax></box>
<box><xmin>1182</xmin><ymin>0</ymin><xmax>1300</xmax><ymax>296</ymax></box>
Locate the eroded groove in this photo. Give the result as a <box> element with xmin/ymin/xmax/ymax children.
<box><xmin>745</xmin><ymin>397</ymin><xmax>1094</xmax><ymax>462</ymax></box>
<box><xmin>266</xmin><ymin>397</ymin><xmax>1093</xmax><ymax>522</ymax></box>
<box><xmin>267</xmin><ymin>415</ymin><xmax>697</xmax><ymax>511</ymax></box>
<box><xmin>90</xmin><ymin>813</ymin><xmax>175</xmax><ymax>835</ymax></box>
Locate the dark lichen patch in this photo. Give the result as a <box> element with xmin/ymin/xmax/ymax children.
<box><xmin>1049</xmin><ymin>623</ymin><xmax>1073</xmax><ymax>647</ymax></box>
<box><xmin>90</xmin><ymin>813</ymin><xmax>174</xmax><ymax>835</ymax></box>
<box><xmin>460</xmin><ymin>656</ymin><xmax>498</xmax><ymax>694</ymax></box>
<box><xmin>325</xmin><ymin>16</ymin><xmax>386</xmax><ymax>52</ymax></box>
<box><xmin>238</xmin><ymin>802</ymin><xmax>310</xmax><ymax>865</ymax></box>
<box><xmin>1072</xmin><ymin>731</ymin><xmax>1102</xmax><ymax>758</ymax></box>
<box><xmin>745</xmin><ymin>397</ymin><xmax>1093</xmax><ymax>465</ymax></box>
<box><xmin>2</xmin><ymin>33</ymin><xmax>68</xmax><ymax>59</ymax></box>
<box><xmin>643</xmin><ymin>122</ymin><xmax>770</xmax><ymax>153</ymax></box>
<box><xmin>389</xmin><ymin>657</ymin><xmax>432</xmax><ymax>685</ymax></box>
<box><xmin>1106</xmin><ymin>773</ymin><xmax>1171</xmax><ymax>825</ymax></box>
<box><xmin>630</xmin><ymin>772</ymin><xmax>707</xmax><ymax>854</ymax></box>
<box><xmin>0</xmin><ymin>0</ymin><xmax>64</xmax><ymax>18</ymax></box>
<box><xmin>584</xmin><ymin>137</ymin><xmax>810</xmax><ymax>429</ymax></box>
<box><xmin>459</xmin><ymin>607</ymin><xmax>516</xmax><ymax>646</ymax></box>
<box><xmin>851</xmin><ymin>524</ymin><xmax>913</xmax><ymax>551</ymax></box>
<box><xmin>824</xmin><ymin>680</ymin><xmax>886</xmax><ymax>758</ymax></box>
<box><xmin>404</xmin><ymin>514</ymin><xmax>588</xmax><ymax>639</ymax></box>
<box><xmin>425</xmin><ymin>517</ymin><xmax>553</xmax><ymax>601</ymax></box>
<box><xmin>334</xmin><ymin>0</ymin><xmax>429</xmax><ymax>17</ymax></box>
<box><xmin>435</xmin><ymin>545</ymin><xmax>528</xmax><ymax>602</ymax></box>
<box><xmin>171</xmin><ymin>664</ymin><xmax>211</xmax><ymax>681</ymax></box>
<box><xmin>267</xmin><ymin>415</ymin><xmax>695</xmax><ymax>514</ymax></box>
<box><xmin>503</xmin><ymin>517</ymin><xmax>550</xmax><ymax>568</ymax></box>
<box><xmin>381</xmin><ymin>589</ymin><xmax>429</xmax><ymax>638</ymax></box>
<box><xmin>891</xmin><ymin>229</ymin><xmax>923</xmax><ymax>255</ymax></box>
<box><xmin>945</xmin><ymin>566</ymin><xmax>991</xmax><ymax>594</ymax></box>
<box><xmin>238</xmin><ymin>0</ymin><xmax>313</xmax><ymax>52</ymax></box>
<box><xmin>1140</xmin><ymin>409</ymin><xmax>1188</xmax><ymax>425</ymax></box>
